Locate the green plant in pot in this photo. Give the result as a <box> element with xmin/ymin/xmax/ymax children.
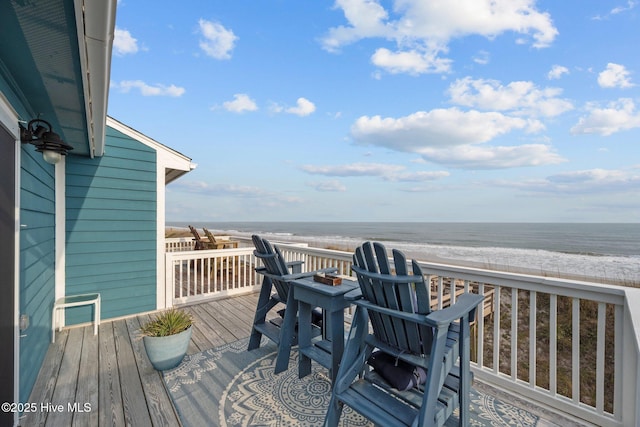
<box><xmin>141</xmin><ymin>308</ymin><xmax>193</xmax><ymax>371</ymax></box>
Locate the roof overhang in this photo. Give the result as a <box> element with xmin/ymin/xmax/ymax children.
<box><xmin>106</xmin><ymin>116</ymin><xmax>196</xmax><ymax>184</ymax></box>
<box><xmin>0</xmin><ymin>0</ymin><xmax>115</xmax><ymax>157</ymax></box>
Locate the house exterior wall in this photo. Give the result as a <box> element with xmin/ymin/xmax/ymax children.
<box><xmin>19</xmin><ymin>147</ymin><xmax>56</xmax><ymax>404</ymax></box>
<box><xmin>64</xmin><ymin>126</ymin><xmax>158</xmax><ymax>324</ymax></box>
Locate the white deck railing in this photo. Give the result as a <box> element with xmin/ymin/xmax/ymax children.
<box><xmin>165</xmin><ymin>245</ymin><xmax>261</xmax><ymax>305</ymax></box>
<box><xmin>164</xmin><ymin>238</ymin><xmax>640</xmax><ymax>426</ymax></box>
<box><xmin>165</xmin><ymin>237</ymin><xmax>195</xmax><ymax>252</ymax></box>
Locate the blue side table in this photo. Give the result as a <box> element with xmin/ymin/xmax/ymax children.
<box><xmin>292</xmin><ymin>277</ymin><xmax>358</xmax><ymax>384</ymax></box>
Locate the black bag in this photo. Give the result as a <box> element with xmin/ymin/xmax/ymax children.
<box><xmin>367</xmin><ymin>350</ymin><xmax>427</xmax><ymax>391</ymax></box>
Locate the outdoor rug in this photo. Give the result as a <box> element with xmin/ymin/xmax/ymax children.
<box><xmin>163</xmin><ymin>338</ymin><xmax>541</xmax><ymax>427</ymax></box>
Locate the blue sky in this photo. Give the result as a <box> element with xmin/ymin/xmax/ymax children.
<box><xmin>108</xmin><ymin>0</ymin><xmax>640</xmax><ymax>223</ymax></box>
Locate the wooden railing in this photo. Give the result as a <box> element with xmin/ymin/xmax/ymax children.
<box><xmin>164</xmin><ymin>239</ymin><xmax>640</xmax><ymax>426</ymax></box>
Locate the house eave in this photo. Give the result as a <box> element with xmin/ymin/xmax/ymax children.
<box><xmin>105</xmin><ymin>116</ymin><xmax>196</xmax><ymax>183</ymax></box>
<box><xmin>0</xmin><ymin>0</ymin><xmax>116</xmax><ymax>158</ymax></box>
<box><xmin>75</xmin><ymin>0</ymin><xmax>116</xmax><ymax>158</ymax></box>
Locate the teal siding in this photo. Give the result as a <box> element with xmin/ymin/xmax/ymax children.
<box><xmin>19</xmin><ymin>147</ymin><xmax>56</xmax><ymax>404</ymax></box>
<box><xmin>65</xmin><ymin>126</ymin><xmax>157</xmax><ymax>324</ymax></box>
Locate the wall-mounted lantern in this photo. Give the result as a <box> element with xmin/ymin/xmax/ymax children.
<box><xmin>20</xmin><ymin>119</ymin><xmax>73</xmax><ymax>164</ymax></box>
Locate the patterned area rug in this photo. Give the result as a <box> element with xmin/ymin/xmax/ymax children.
<box><xmin>163</xmin><ymin>338</ymin><xmax>540</xmax><ymax>427</ymax></box>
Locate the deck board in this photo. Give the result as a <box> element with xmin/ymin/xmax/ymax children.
<box><xmin>203</xmin><ymin>298</ymin><xmax>252</xmax><ymax>341</ymax></box>
<box><xmin>73</xmin><ymin>326</ymin><xmax>99</xmax><ymax>427</ymax></box>
<box><xmin>219</xmin><ymin>297</ymin><xmax>256</xmax><ymax>330</ymax></box>
<box><xmin>46</xmin><ymin>327</ymin><xmax>83</xmax><ymax>427</ymax></box>
<box><xmin>24</xmin><ymin>294</ymin><xmax>262</xmax><ymax>427</ymax></box>
<box><xmin>113</xmin><ymin>318</ymin><xmax>153</xmax><ymax>427</ymax></box>
<box><xmin>26</xmin><ymin>330</ymin><xmax>67</xmax><ymax>427</ymax></box>
<box><xmin>185</xmin><ymin>305</ymin><xmax>226</xmax><ymax>350</ymax></box>
<box><xmin>126</xmin><ymin>316</ymin><xmax>180</xmax><ymax>427</ymax></box>
<box><xmin>98</xmin><ymin>321</ymin><xmax>126</xmax><ymax>427</ymax></box>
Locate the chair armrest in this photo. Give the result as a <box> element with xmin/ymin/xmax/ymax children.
<box><xmin>344</xmin><ymin>288</ymin><xmax>363</xmax><ymax>301</ymax></box>
<box><xmin>258</xmin><ymin>267</ymin><xmax>339</xmax><ymax>282</ymax></box>
<box><xmin>426</xmin><ymin>293</ymin><xmax>485</xmax><ymax>327</ymax></box>
<box><xmin>285</xmin><ymin>260</ymin><xmax>304</xmax><ymax>274</ymax></box>
<box><xmin>252</xmin><ymin>253</ymin><xmax>305</xmax><ymax>272</ymax></box>
<box><xmin>355</xmin><ymin>293</ymin><xmax>484</xmax><ymax>328</ymax></box>
<box><xmin>281</xmin><ymin>267</ymin><xmax>339</xmax><ymax>281</ymax></box>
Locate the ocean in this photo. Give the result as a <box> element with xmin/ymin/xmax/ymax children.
<box><xmin>169</xmin><ymin>222</ymin><xmax>640</xmax><ymax>284</ymax></box>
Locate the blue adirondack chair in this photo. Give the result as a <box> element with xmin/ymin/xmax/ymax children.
<box><xmin>248</xmin><ymin>235</ymin><xmax>338</xmax><ymax>374</ymax></box>
<box><xmin>324</xmin><ymin>242</ymin><xmax>484</xmax><ymax>427</ymax></box>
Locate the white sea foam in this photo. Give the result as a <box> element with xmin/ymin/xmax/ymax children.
<box><xmin>225</xmin><ymin>229</ymin><xmax>640</xmax><ymax>284</ymax></box>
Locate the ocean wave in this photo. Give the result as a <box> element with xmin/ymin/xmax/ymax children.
<box><xmin>186</xmin><ymin>222</ymin><xmax>640</xmax><ymax>284</ymax></box>
<box><xmin>224</xmin><ymin>229</ymin><xmax>640</xmax><ymax>283</ymax></box>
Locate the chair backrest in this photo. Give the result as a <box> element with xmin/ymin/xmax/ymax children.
<box><xmin>202</xmin><ymin>227</ymin><xmax>218</xmax><ymax>244</ymax></box>
<box><xmin>188</xmin><ymin>225</ymin><xmax>205</xmax><ymax>250</ymax></box>
<box><xmin>352</xmin><ymin>241</ymin><xmax>434</xmax><ymax>355</ymax></box>
<box><xmin>252</xmin><ymin>235</ymin><xmax>291</xmax><ymax>302</ymax></box>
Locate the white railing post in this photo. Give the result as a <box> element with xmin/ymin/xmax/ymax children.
<box><xmin>620</xmin><ymin>289</ymin><xmax>640</xmax><ymax>426</ymax></box>
<box><xmin>165</xmin><ymin>252</ymin><xmax>174</xmax><ymax>309</ymax></box>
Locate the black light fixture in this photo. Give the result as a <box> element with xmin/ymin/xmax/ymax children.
<box><xmin>20</xmin><ymin>118</ymin><xmax>73</xmax><ymax>164</ymax></box>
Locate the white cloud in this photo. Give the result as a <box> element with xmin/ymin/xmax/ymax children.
<box><xmin>321</xmin><ymin>0</ymin><xmax>392</xmax><ymax>53</ymax></box>
<box><xmin>302</xmin><ymin>162</ymin><xmax>404</xmax><ymax>177</ymax></box>
<box><xmin>286</xmin><ymin>98</ymin><xmax>316</xmax><ymax>116</ymax></box>
<box><xmin>473</xmin><ymin>50</ymin><xmax>490</xmax><ymax>65</ymax></box>
<box><xmin>448</xmin><ymin>77</ymin><xmax>574</xmax><ymax>117</ymax></box>
<box><xmin>198</xmin><ymin>19</ymin><xmax>237</xmax><ymax>60</ymax></box>
<box><xmin>571</xmin><ymin>98</ymin><xmax>640</xmax><ymax>136</ymax></box>
<box><xmin>172</xmin><ymin>181</ymin><xmax>305</xmax><ymax>205</ymax></box>
<box><xmin>547</xmin><ymin>65</ymin><xmax>569</xmax><ymax>80</ymax></box>
<box><xmin>497</xmin><ymin>168</ymin><xmax>640</xmax><ymax>194</ymax></box>
<box><xmin>307</xmin><ymin>180</ymin><xmax>347</xmax><ymax>192</ymax></box>
<box><xmin>598</xmin><ymin>63</ymin><xmax>635</xmax><ymax>88</ymax></box>
<box><xmin>177</xmin><ymin>181</ymin><xmax>264</xmax><ymax>197</ymax></box>
<box><xmin>371</xmin><ymin>48</ymin><xmax>452</xmax><ymax>74</ymax></box>
<box><xmin>350</xmin><ymin>108</ymin><xmax>565</xmax><ymax>169</ymax></box>
<box><xmin>223</xmin><ymin>94</ymin><xmax>258</xmax><ymax>113</ymax></box>
<box><xmin>386</xmin><ymin>171</ymin><xmax>450</xmax><ymax>181</ymax></box>
<box><xmin>351</xmin><ymin>108</ymin><xmax>540</xmax><ymax>150</ymax></box>
<box><xmin>301</xmin><ymin>162</ymin><xmax>449</xmax><ymax>182</ymax></box>
<box><xmin>111</xmin><ymin>80</ymin><xmax>185</xmax><ymax>97</ymax></box>
<box><xmin>113</xmin><ymin>28</ymin><xmax>139</xmax><ymax>56</ymax></box>
<box><xmin>321</xmin><ymin>0</ymin><xmax>558</xmax><ymax>75</ymax></box>
<box><xmin>611</xmin><ymin>1</ymin><xmax>638</xmax><ymax>14</ymax></box>
<box><xmin>418</xmin><ymin>144</ymin><xmax>565</xmax><ymax>169</ymax></box>
<box><xmin>593</xmin><ymin>1</ymin><xmax>638</xmax><ymax>19</ymax></box>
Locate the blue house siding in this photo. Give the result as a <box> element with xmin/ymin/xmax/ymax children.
<box><xmin>19</xmin><ymin>147</ymin><xmax>56</xmax><ymax>404</ymax></box>
<box><xmin>65</xmin><ymin>126</ymin><xmax>157</xmax><ymax>324</ymax></box>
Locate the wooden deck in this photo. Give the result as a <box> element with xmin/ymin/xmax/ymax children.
<box><xmin>23</xmin><ymin>292</ymin><xmax>581</xmax><ymax>427</ymax></box>
<box><xmin>23</xmin><ymin>293</ymin><xmax>271</xmax><ymax>427</ymax></box>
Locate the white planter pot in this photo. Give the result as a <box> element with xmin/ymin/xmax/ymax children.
<box><xmin>143</xmin><ymin>326</ymin><xmax>192</xmax><ymax>370</ymax></box>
